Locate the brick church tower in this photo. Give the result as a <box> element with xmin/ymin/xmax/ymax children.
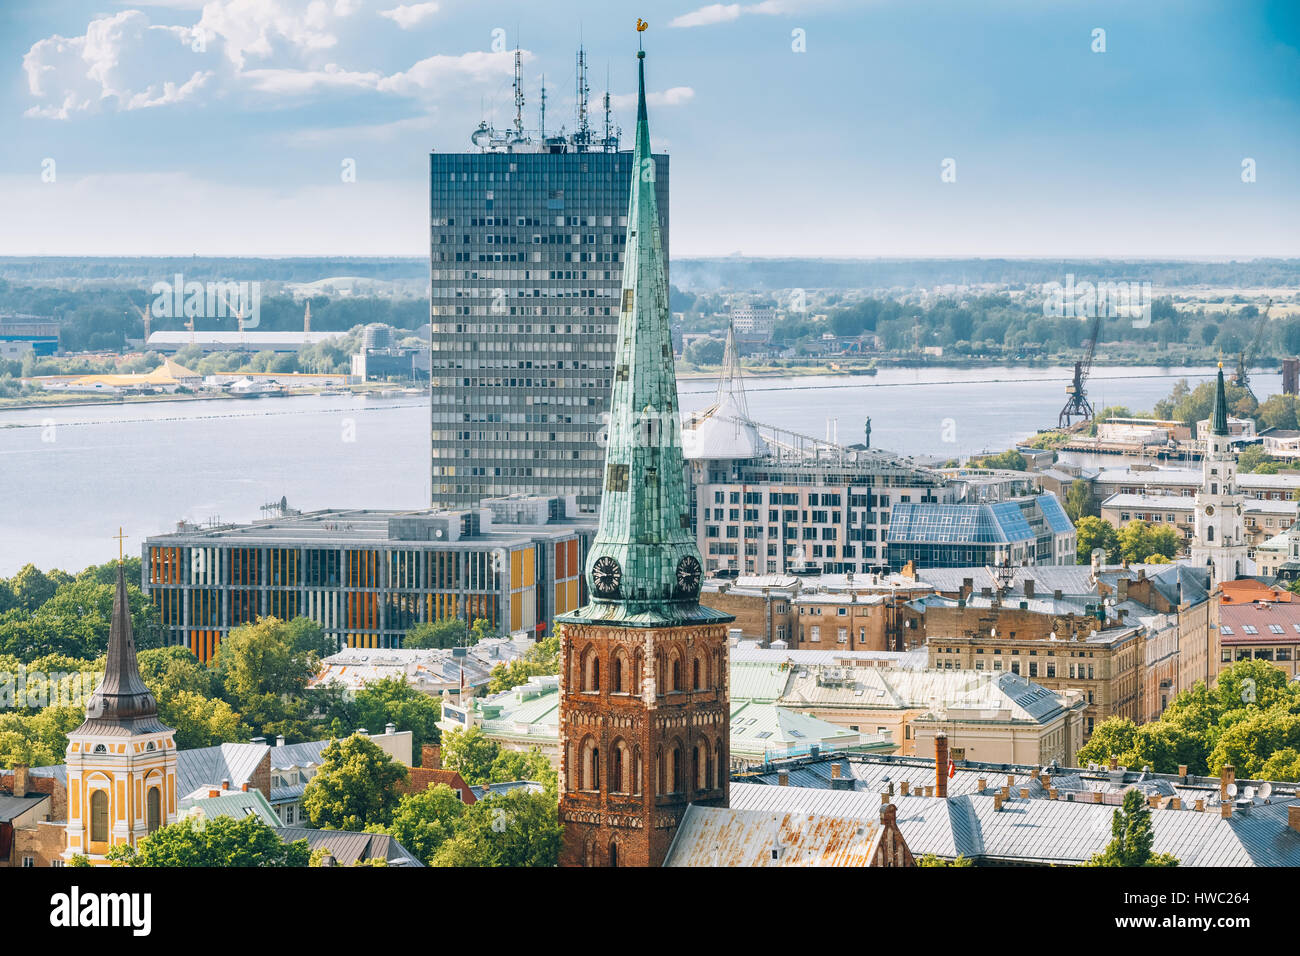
<box><xmin>556</xmin><ymin>39</ymin><xmax>734</xmax><ymax>868</ymax></box>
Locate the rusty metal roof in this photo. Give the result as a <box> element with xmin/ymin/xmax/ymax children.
<box><xmin>663</xmin><ymin>803</ymin><xmax>884</xmax><ymax>867</ymax></box>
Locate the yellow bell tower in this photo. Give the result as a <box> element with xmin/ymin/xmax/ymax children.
<box><xmin>63</xmin><ymin>545</ymin><xmax>177</xmax><ymax>863</ymax></box>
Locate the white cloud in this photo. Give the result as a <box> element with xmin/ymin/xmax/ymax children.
<box><xmin>379</xmin><ymin>2</ymin><xmax>440</xmax><ymax>29</ymax></box>
<box><xmin>23</xmin><ymin>3</ymin><xmax>523</xmax><ymax>119</ymax></box>
<box><xmin>669</xmin><ymin>4</ymin><xmax>742</xmax><ymax>28</ymax></box>
<box><xmin>608</xmin><ymin>86</ymin><xmax>695</xmax><ymax>111</ymax></box>
<box><xmin>23</xmin><ymin>10</ymin><xmax>212</xmax><ymax>118</ymax></box>
<box><xmin>669</xmin><ymin>0</ymin><xmax>803</xmax><ymax>28</ymax></box>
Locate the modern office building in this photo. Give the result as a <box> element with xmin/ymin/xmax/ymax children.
<box><xmin>142</xmin><ymin>496</ymin><xmax>594</xmax><ymax>660</ymax></box>
<box><xmin>683</xmin><ymin>328</ymin><xmax>952</xmax><ymax>576</ymax></box>
<box><xmin>0</xmin><ymin>317</ymin><xmax>58</xmax><ymax>359</ymax></box>
<box><xmin>429</xmin><ymin>51</ymin><xmax>669</xmax><ymax>514</ymax></box>
<box><xmin>885</xmin><ymin>494</ymin><xmax>1077</xmax><ymax>569</ymax></box>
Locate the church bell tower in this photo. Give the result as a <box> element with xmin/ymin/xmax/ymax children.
<box><xmin>1189</xmin><ymin>365</ymin><xmax>1248</xmax><ymax>586</ymax></box>
<box><xmin>556</xmin><ymin>37</ymin><xmax>735</xmax><ymax>868</ymax></box>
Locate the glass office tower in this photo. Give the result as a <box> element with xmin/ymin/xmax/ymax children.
<box><xmin>429</xmin><ymin>145</ymin><xmax>669</xmax><ymax>514</ymax></box>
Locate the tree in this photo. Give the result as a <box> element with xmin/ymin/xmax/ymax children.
<box><xmin>405</xmin><ymin>618</ymin><xmax>470</xmax><ymax>650</ymax></box>
<box><xmin>138</xmin><ymin>646</ymin><xmax>215</xmax><ymax>700</ymax></box>
<box><xmin>1075</xmin><ymin>516</ymin><xmax>1120</xmax><ymax>564</ymax></box>
<box><xmin>163</xmin><ymin>691</ymin><xmax>251</xmax><ymax>750</ymax></box>
<box><xmin>1064</xmin><ymin>480</ymin><xmax>1097</xmax><ymax>522</ymax></box>
<box><xmin>487</xmin><ymin>635</ymin><xmax>561</xmax><ymax>693</ymax></box>
<box><xmin>1084</xmin><ymin>789</ymin><xmax>1178</xmax><ymax>867</ymax></box>
<box><xmin>917</xmin><ymin>854</ymin><xmax>973</xmax><ymax>867</ymax></box>
<box><xmin>213</xmin><ymin>617</ymin><xmax>324</xmax><ymax>733</ymax></box>
<box><xmin>430</xmin><ymin>789</ymin><xmax>561</xmax><ymax>867</ymax></box>
<box><xmin>440</xmin><ymin>726</ymin><xmax>500</xmax><ymax>785</ymax></box>
<box><xmin>107</xmin><ymin>814</ymin><xmax>310</xmax><ymax>867</ymax></box>
<box><xmin>976</xmin><ymin>449</ymin><xmax>1027</xmax><ymax>471</ymax></box>
<box><xmin>301</xmin><ymin>733</ymin><xmax>409</xmax><ymax>830</ymax></box>
<box><xmin>384</xmin><ymin>784</ymin><xmax>466</xmax><ymax>865</ymax></box>
<box><xmin>1236</xmin><ymin>445</ymin><xmax>1274</xmax><ymax>474</ymax></box>
<box><xmin>489</xmin><ymin>746</ymin><xmax>558</xmax><ymax>797</ymax></box>
<box><xmin>349</xmin><ymin>676</ymin><xmax>442</xmax><ymax>759</ymax></box>
<box><xmin>1116</xmin><ymin>521</ymin><xmax>1179</xmax><ymax>563</ymax></box>
<box><xmin>686</xmin><ymin>337</ymin><xmax>725</xmax><ymax>365</ymax></box>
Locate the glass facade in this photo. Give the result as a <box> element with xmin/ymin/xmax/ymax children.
<box><xmin>430</xmin><ymin>150</ymin><xmax>669</xmax><ymax>513</ymax></box>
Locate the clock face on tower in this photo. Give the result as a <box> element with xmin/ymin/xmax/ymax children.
<box><xmin>1205</xmin><ymin>505</ymin><xmax>1215</xmax><ymax>516</ymax></box>
<box><xmin>591</xmin><ymin>556</ymin><xmax>622</xmax><ymax>597</ymax></box>
<box><xmin>675</xmin><ymin>555</ymin><xmax>702</xmax><ymax>596</ymax></box>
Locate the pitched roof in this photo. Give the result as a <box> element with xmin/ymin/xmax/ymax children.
<box><xmin>663</xmin><ymin>803</ymin><xmax>886</xmax><ymax>867</ymax></box>
<box><xmin>277</xmin><ymin>827</ymin><xmax>424</xmax><ymax>866</ymax></box>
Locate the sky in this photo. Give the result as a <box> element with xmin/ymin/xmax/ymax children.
<box><xmin>0</xmin><ymin>0</ymin><xmax>1297</xmax><ymax>258</ymax></box>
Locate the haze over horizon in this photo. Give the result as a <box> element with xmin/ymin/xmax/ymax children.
<box><xmin>2</xmin><ymin>0</ymin><xmax>1298</xmax><ymax>259</ymax></box>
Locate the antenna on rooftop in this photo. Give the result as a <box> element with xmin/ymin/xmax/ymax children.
<box><xmin>512</xmin><ymin>45</ymin><xmax>525</xmax><ymax>140</ymax></box>
<box><xmin>575</xmin><ymin>43</ymin><xmax>590</xmax><ymax>149</ymax></box>
<box><xmin>539</xmin><ymin>73</ymin><xmax>546</xmax><ymax>138</ymax></box>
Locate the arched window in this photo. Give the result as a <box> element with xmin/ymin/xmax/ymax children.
<box><xmin>717</xmin><ymin>737</ymin><xmax>726</xmax><ymax>780</ymax></box>
<box><xmin>692</xmin><ymin>744</ymin><xmax>702</xmax><ymax>791</ymax></box>
<box><xmin>656</xmin><ymin>747</ymin><xmax>665</xmax><ymax>794</ymax></box>
<box><xmin>633</xmin><ymin>746</ymin><xmax>643</xmax><ymax>796</ymax></box>
<box><xmin>612</xmin><ymin>649</ymin><xmax>627</xmax><ymax>693</ymax></box>
<box><xmin>582</xmin><ymin>737</ymin><xmax>600</xmax><ymax>791</ymax></box>
<box><xmin>146</xmin><ymin>787</ymin><xmax>161</xmax><ymax>833</ymax></box>
<box><xmin>612</xmin><ymin>744</ymin><xmax>625</xmax><ymax>793</ymax></box>
<box><xmin>655</xmin><ymin>653</ymin><xmax>665</xmax><ymax>695</ymax></box>
<box><xmin>90</xmin><ymin>789</ymin><xmax>109</xmax><ymax>844</ymax></box>
<box><xmin>670</xmin><ymin>654</ymin><xmax>681</xmax><ymax>693</ymax></box>
<box><xmin>669</xmin><ymin>744</ymin><xmax>682</xmax><ymax>793</ymax></box>
<box><xmin>693</xmin><ymin>658</ymin><xmax>701</xmax><ymax>690</ymax></box>
<box><xmin>609</xmin><ymin>840</ymin><xmax>619</xmax><ymax>868</ymax></box>
<box><xmin>582</xmin><ymin>646</ymin><xmax>600</xmax><ymax>692</ymax></box>
<box><xmin>1207</xmin><ymin>526</ymin><xmax>1214</xmax><ymax>542</ymax></box>
<box><xmin>631</xmin><ymin>650</ymin><xmax>643</xmax><ymax>694</ymax></box>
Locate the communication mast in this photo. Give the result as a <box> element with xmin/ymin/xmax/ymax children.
<box><xmin>512</xmin><ymin>46</ymin><xmax>526</xmax><ymax>141</ymax></box>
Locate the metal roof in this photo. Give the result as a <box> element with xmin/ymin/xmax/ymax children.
<box><xmin>276</xmin><ymin>827</ymin><xmax>424</xmax><ymax>866</ymax></box>
<box><xmin>0</xmin><ymin>794</ymin><xmax>50</xmax><ymax>824</ymax></box>
<box><xmin>664</xmin><ymin>803</ymin><xmax>885</xmax><ymax>867</ymax></box>
<box><xmin>728</xmin><ymin>782</ymin><xmax>1300</xmax><ymax>866</ymax></box>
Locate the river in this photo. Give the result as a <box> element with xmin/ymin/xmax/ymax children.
<box><xmin>0</xmin><ymin>364</ymin><xmax>1274</xmax><ymax>575</ymax></box>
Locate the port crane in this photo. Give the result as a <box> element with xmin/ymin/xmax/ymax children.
<box><xmin>1058</xmin><ymin>312</ymin><xmax>1102</xmax><ymax>428</ymax></box>
<box><xmin>1233</xmin><ymin>298</ymin><xmax>1272</xmax><ymax>397</ymax></box>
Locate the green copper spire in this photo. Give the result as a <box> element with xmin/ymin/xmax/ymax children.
<box><xmin>561</xmin><ymin>47</ymin><xmax>727</xmax><ymax>628</ymax></box>
<box><xmin>1211</xmin><ymin>362</ymin><xmax>1229</xmax><ymax>437</ymax></box>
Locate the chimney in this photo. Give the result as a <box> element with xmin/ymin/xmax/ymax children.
<box><xmin>1109</xmin><ymin>754</ymin><xmax>1119</xmax><ymax>771</ymax></box>
<box><xmin>924</xmin><ymin>785</ymin><xmax>933</xmax><ymax>797</ymax></box>
<box><xmin>993</xmin><ymin>792</ymin><xmax>1004</xmax><ymax>811</ymax></box>
<box><xmin>422</xmin><ymin>744</ymin><xmax>442</xmax><ymax>769</ymax></box>
<box><xmin>1093</xmin><ymin>792</ymin><xmax>1103</xmax><ymax>804</ymax></box>
<box><xmin>1048</xmin><ymin>787</ymin><xmax>1058</xmax><ymax>800</ymax></box>
<box><xmin>881</xmin><ymin>791</ymin><xmax>890</xmax><ymax>805</ymax></box>
<box><xmin>1030</xmin><ymin>768</ymin><xmax>1039</xmax><ymax>779</ymax></box>
<box><xmin>208</xmin><ymin>789</ymin><xmax>219</xmax><ymax>798</ymax></box>
<box><xmin>1220</xmin><ymin>764</ymin><xmax>1235</xmax><ymax>801</ymax></box>
<box><xmin>961</xmin><ymin>577</ymin><xmax>973</xmax><ymax>599</ymax></box>
<box><xmin>900</xmin><ymin>780</ymin><xmax>911</xmax><ymax>796</ymax></box>
<box><xmin>1288</xmin><ymin>806</ymin><xmax>1300</xmax><ymax>833</ymax></box>
<box><xmin>977</xmin><ymin>777</ymin><xmax>987</xmax><ymax>791</ymax></box>
<box><xmin>1006</xmin><ymin>773</ymin><xmax>1015</xmax><ymax>788</ymax></box>
<box><xmin>1000</xmin><ymin>786</ymin><xmax>1010</xmax><ymax>800</ymax></box>
<box><xmin>1042</xmin><ymin>773</ymin><xmax>1052</xmax><ymax>789</ymax></box>
<box><xmin>1195</xmin><ymin>799</ymin><xmax>1205</xmax><ymax>812</ymax></box>
<box><xmin>1178</xmin><ymin>764</ymin><xmax>1188</xmax><ymax>779</ymax></box>
<box><xmin>1118</xmin><ymin>578</ymin><xmax>1129</xmax><ymax>602</ymax></box>
<box><xmin>221</xmin><ymin>778</ymin><xmax>230</xmax><ymax>790</ymax></box>
<box><xmin>831</xmin><ymin>763</ymin><xmax>841</xmax><ymax>779</ymax></box>
<box><xmin>12</xmin><ymin>764</ymin><xmax>29</xmax><ymax>796</ymax></box>
<box><xmin>276</xmin><ymin>734</ymin><xmax>285</xmax><ymax>748</ymax></box>
<box><xmin>778</xmin><ymin>771</ymin><xmax>789</xmax><ymax>787</ymax></box>
<box><xmin>1148</xmin><ymin>794</ymin><xmax>1161</xmax><ymax>808</ymax></box>
<box><xmin>935</xmin><ymin>733</ymin><xmax>949</xmax><ymax>798</ymax></box>
<box><xmin>1221</xmin><ymin>802</ymin><xmax>1233</xmax><ymax>819</ymax></box>
<box><xmin>1169</xmin><ymin>797</ymin><xmax>1181</xmax><ymax>810</ymax></box>
<box><xmin>1024</xmin><ymin>579</ymin><xmax>1035</xmax><ymax>599</ymax></box>
<box><xmin>385</xmin><ymin>722</ymin><xmax>397</xmax><ymax>736</ymax></box>
<box><xmin>1020</xmin><ymin>787</ymin><xmax>1030</xmax><ymax>799</ymax></box>
<box><xmin>241</xmin><ymin>782</ymin><xmax>250</xmax><ymax>792</ymax></box>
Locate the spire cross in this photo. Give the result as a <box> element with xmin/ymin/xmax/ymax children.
<box><xmin>114</xmin><ymin>527</ymin><xmax>127</xmax><ymax>564</ymax></box>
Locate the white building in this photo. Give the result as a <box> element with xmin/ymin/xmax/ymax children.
<box><xmin>1189</xmin><ymin>368</ymin><xmax>1250</xmax><ymax>585</ymax></box>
